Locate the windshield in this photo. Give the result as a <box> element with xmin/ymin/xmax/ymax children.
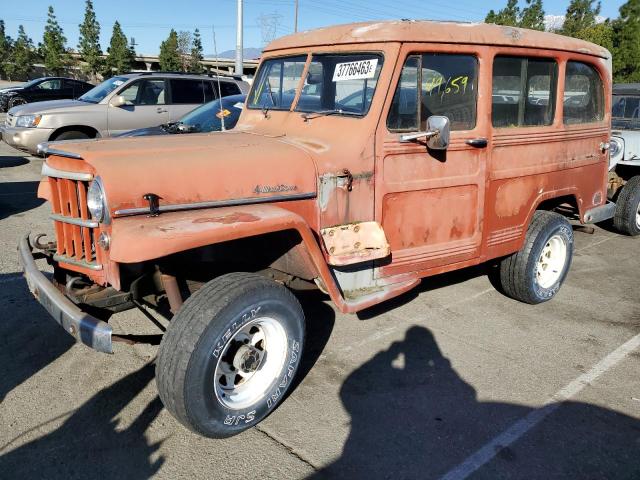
<box><xmin>612</xmin><ymin>95</ymin><xmax>640</xmax><ymax>130</ymax></box>
<box><xmin>177</xmin><ymin>95</ymin><xmax>245</xmax><ymax>132</ymax></box>
<box><xmin>248</xmin><ymin>53</ymin><xmax>383</xmax><ymax>116</ymax></box>
<box><xmin>79</xmin><ymin>76</ymin><xmax>128</xmax><ymax>103</ymax></box>
<box><xmin>21</xmin><ymin>78</ymin><xmax>43</xmax><ymax>89</ymax></box>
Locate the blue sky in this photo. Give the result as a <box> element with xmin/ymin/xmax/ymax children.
<box><xmin>0</xmin><ymin>0</ymin><xmax>628</xmax><ymax>57</ymax></box>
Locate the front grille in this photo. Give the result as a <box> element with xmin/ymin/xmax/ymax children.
<box><xmin>47</xmin><ymin>174</ymin><xmax>102</xmax><ymax>270</ymax></box>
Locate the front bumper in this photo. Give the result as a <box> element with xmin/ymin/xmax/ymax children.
<box><xmin>18</xmin><ymin>235</ymin><xmax>113</xmax><ymax>353</ymax></box>
<box><xmin>1</xmin><ymin>126</ymin><xmax>53</xmax><ymax>155</ymax></box>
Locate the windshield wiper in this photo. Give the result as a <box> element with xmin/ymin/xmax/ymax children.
<box><xmin>301</xmin><ymin>109</ymin><xmax>362</xmax><ymax>121</ymax></box>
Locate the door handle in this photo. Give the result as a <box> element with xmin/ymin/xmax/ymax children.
<box><xmin>156</xmin><ymin>107</ymin><xmax>168</xmax><ymax>113</ymax></box>
<box><xmin>465</xmin><ymin>138</ymin><xmax>488</xmax><ymax>148</ymax></box>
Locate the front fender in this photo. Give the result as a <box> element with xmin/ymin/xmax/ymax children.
<box><xmin>110</xmin><ymin>204</ymin><xmax>316</xmax><ymax>263</ymax></box>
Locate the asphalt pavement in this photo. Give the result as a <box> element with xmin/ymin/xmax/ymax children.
<box><xmin>1</xmin><ymin>126</ymin><xmax>639</xmax><ymax>479</ymax></box>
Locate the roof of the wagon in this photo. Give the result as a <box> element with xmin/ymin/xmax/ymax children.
<box><xmin>264</xmin><ymin>20</ymin><xmax>610</xmax><ymax>59</ymax></box>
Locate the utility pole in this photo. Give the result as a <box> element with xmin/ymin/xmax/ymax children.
<box><xmin>235</xmin><ymin>0</ymin><xmax>243</xmax><ymax>75</ymax></box>
<box><xmin>294</xmin><ymin>0</ymin><xmax>299</xmax><ymax>32</ymax></box>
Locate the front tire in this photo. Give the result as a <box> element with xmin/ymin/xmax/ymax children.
<box><xmin>52</xmin><ymin>130</ymin><xmax>91</xmax><ymax>141</ymax></box>
<box><xmin>613</xmin><ymin>176</ymin><xmax>640</xmax><ymax>236</ymax></box>
<box><xmin>156</xmin><ymin>272</ymin><xmax>305</xmax><ymax>438</ymax></box>
<box><xmin>497</xmin><ymin>211</ymin><xmax>574</xmax><ymax>304</ymax></box>
<box><xmin>8</xmin><ymin>96</ymin><xmax>27</xmax><ymax>109</ymax></box>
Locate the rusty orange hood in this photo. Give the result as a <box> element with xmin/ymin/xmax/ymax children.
<box><xmin>47</xmin><ymin>131</ymin><xmax>318</xmax><ymax>215</ymax></box>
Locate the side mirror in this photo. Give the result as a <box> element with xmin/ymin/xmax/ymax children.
<box><xmin>400</xmin><ymin>115</ymin><xmax>451</xmax><ymax>150</ymax></box>
<box><xmin>109</xmin><ymin>95</ymin><xmax>129</xmax><ymax>107</ymax></box>
<box><xmin>425</xmin><ymin>115</ymin><xmax>450</xmax><ymax>150</ymax></box>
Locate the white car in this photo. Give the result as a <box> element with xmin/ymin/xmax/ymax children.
<box><xmin>609</xmin><ymin>83</ymin><xmax>640</xmax><ymax>235</ymax></box>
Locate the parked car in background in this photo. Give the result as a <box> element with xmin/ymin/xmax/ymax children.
<box><xmin>0</xmin><ymin>72</ymin><xmax>249</xmax><ymax>154</ymax></box>
<box><xmin>0</xmin><ymin>77</ymin><xmax>93</xmax><ymax>112</ymax></box>
<box><xmin>119</xmin><ymin>94</ymin><xmax>246</xmax><ymax>137</ymax></box>
<box><xmin>609</xmin><ymin>83</ymin><xmax>640</xmax><ymax>235</ymax></box>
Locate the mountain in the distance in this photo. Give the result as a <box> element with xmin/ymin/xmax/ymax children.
<box><xmin>210</xmin><ymin>47</ymin><xmax>263</xmax><ymax>59</ymax></box>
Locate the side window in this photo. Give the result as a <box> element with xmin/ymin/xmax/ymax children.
<box><xmin>387</xmin><ymin>53</ymin><xmax>478</xmax><ymax>132</ymax></box>
<box><xmin>220</xmin><ymin>81</ymin><xmax>241</xmax><ymax>96</ymax></box>
<box><xmin>387</xmin><ymin>56</ymin><xmax>419</xmax><ymax>131</ymax></box>
<box><xmin>170</xmin><ymin>79</ymin><xmax>205</xmax><ymax>104</ymax></box>
<box><xmin>492</xmin><ymin>57</ymin><xmax>557</xmax><ymax>128</ymax></box>
<box><xmin>36</xmin><ymin>79</ymin><xmax>62</xmax><ymax>90</ymax></box>
<box><xmin>119</xmin><ymin>79</ymin><xmax>166</xmax><ymax>105</ymax></box>
<box><xmin>563</xmin><ymin>61</ymin><xmax>604</xmax><ymax>125</ymax></box>
<box><xmin>204</xmin><ymin>81</ymin><xmax>216</xmax><ymax>102</ymax></box>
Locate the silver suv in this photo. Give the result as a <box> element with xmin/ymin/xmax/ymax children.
<box><xmin>0</xmin><ymin>72</ymin><xmax>249</xmax><ymax>155</ymax></box>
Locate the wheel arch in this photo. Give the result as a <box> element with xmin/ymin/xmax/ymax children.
<box><xmin>49</xmin><ymin>125</ymin><xmax>100</xmax><ymax>141</ymax></box>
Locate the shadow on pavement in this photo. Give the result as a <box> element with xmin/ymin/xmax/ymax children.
<box><xmin>0</xmin><ymin>273</ymin><xmax>75</xmax><ymax>403</ymax></box>
<box><xmin>0</xmin><ymin>364</ymin><xmax>164</xmax><ymax>479</ymax></box>
<box><xmin>311</xmin><ymin>326</ymin><xmax>640</xmax><ymax>479</ymax></box>
<box><xmin>0</xmin><ymin>155</ymin><xmax>29</xmax><ymax>168</ymax></box>
<box><xmin>0</xmin><ymin>181</ymin><xmax>44</xmax><ymax>221</ymax></box>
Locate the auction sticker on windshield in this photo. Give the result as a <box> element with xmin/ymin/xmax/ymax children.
<box><xmin>333</xmin><ymin>59</ymin><xmax>378</xmax><ymax>82</ymax></box>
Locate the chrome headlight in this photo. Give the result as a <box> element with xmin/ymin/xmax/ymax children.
<box><xmin>87</xmin><ymin>178</ymin><xmax>106</xmax><ymax>222</ymax></box>
<box><xmin>609</xmin><ymin>138</ymin><xmax>623</xmax><ymax>158</ymax></box>
<box><xmin>15</xmin><ymin>114</ymin><xmax>42</xmax><ymax>128</ymax></box>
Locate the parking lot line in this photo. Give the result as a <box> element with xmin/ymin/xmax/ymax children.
<box><xmin>439</xmin><ymin>331</ymin><xmax>640</xmax><ymax>480</ymax></box>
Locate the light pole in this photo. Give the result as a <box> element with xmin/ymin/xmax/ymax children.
<box><xmin>235</xmin><ymin>0</ymin><xmax>243</xmax><ymax>75</ymax></box>
<box><xmin>294</xmin><ymin>0</ymin><xmax>299</xmax><ymax>32</ymax></box>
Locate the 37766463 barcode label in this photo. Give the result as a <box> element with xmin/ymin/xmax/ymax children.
<box><xmin>332</xmin><ymin>59</ymin><xmax>378</xmax><ymax>82</ymax></box>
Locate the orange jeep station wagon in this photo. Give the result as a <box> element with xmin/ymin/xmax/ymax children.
<box><xmin>20</xmin><ymin>21</ymin><xmax>632</xmax><ymax>438</ymax></box>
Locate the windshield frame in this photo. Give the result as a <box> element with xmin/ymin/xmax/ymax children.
<box><xmin>247</xmin><ymin>51</ymin><xmax>385</xmax><ymax>118</ymax></box>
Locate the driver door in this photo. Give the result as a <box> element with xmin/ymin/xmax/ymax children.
<box><xmin>108</xmin><ymin>79</ymin><xmax>169</xmax><ymax>135</ymax></box>
<box><xmin>375</xmin><ymin>45</ymin><xmax>488</xmax><ymax>276</ymax></box>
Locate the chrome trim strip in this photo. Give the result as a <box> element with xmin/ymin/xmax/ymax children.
<box><xmin>113</xmin><ymin>191</ymin><xmax>317</xmax><ymax>217</ymax></box>
<box><xmin>19</xmin><ymin>235</ymin><xmax>112</xmax><ymax>354</ymax></box>
<box><xmin>41</xmin><ymin>163</ymin><xmax>93</xmax><ymax>181</ymax></box>
<box><xmin>53</xmin><ymin>254</ymin><xmax>103</xmax><ymax>271</ymax></box>
<box><xmin>41</xmin><ymin>146</ymin><xmax>84</xmax><ymax>160</ymax></box>
<box><xmin>50</xmin><ymin>214</ymin><xmax>99</xmax><ymax>228</ymax></box>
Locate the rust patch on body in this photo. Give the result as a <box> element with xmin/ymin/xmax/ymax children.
<box><xmin>193</xmin><ymin>212</ymin><xmax>260</xmax><ymax>224</ymax></box>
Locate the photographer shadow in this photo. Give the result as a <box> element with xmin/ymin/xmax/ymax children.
<box><xmin>312</xmin><ymin>326</ymin><xmax>640</xmax><ymax>479</ymax></box>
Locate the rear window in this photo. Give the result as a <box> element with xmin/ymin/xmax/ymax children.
<box><xmin>170</xmin><ymin>79</ymin><xmax>204</xmax><ymax>104</ymax></box>
<box><xmin>563</xmin><ymin>61</ymin><xmax>604</xmax><ymax>125</ymax></box>
<box><xmin>220</xmin><ymin>81</ymin><xmax>241</xmax><ymax>96</ymax></box>
<box><xmin>492</xmin><ymin>56</ymin><xmax>557</xmax><ymax>128</ymax></box>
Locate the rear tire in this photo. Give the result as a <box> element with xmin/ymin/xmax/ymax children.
<box><xmin>156</xmin><ymin>272</ymin><xmax>305</xmax><ymax>438</ymax></box>
<box><xmin>613</xmin><ymin>176</ymin><xmax>640</xmax><ymax>236</ymax></box>
<box><xmin>52</xmin><ymin>130</ymin><xmax>91</xmax><ymax>141</ymax></box>
<box><xmin>497</xmin><ymin>211</ymin><xmax>574</xmax><ymax>304</ymax></box>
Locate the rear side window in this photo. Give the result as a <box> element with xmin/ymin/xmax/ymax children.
<box><xmin>563</xmin><ymin>61</ymin><xmax>604</xmax><ymax>125</ymax></box>
<box><xmin>170</xmin><ymin>79</ymin><xmax>205</xmax><ymax>104</ymax></box>
<box><xmin>387</xmin><ymin>53</ymin><xmax>478</xmax><ymax>132</ymax></box>
<box><xmin>204</xmin><ymin>81</ymin><xmax>216</xmax><ymax>102</ymax></box>
<box><xmin>492</xmin><ymin>56</ymin><xmax>557</xmax><ymax>128</ymax></box>
<box><xmin>220</xmin><ymin>81</ymin><xmax>241</xmax><ymax>96</ymax></box>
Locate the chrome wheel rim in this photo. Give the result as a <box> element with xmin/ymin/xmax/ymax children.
<box><xmin>214</xmin><ymin>317</ymin><xmax>288</xmax><ymax>410</ymax></box>
<box><xmin>636</xmin><ymin>203</ymin><xmax>640</xmax><ymax>229</ymax></box>
<box><xmin>536</xmin><ymin>234</ymin><xmax>567</xmax><ymax>289</ymax></box>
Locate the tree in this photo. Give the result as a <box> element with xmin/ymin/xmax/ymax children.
<box><xmin>485</xmin><ymin>0</ymin><xmax>545</xmax><ymax>30</ymax></box>
<box><xmin>612</xmin><ymin>0</ymin><xmax>640</xmax><ymax>82</ymax></box>
<box><xmin>104</xmin><ymin>21</ymin><xmax>134</xmax><ymax>76</ymax></box>
<box><xmin>561</xmin><ymin>0</ymin><xmax>601</xmax><ymax>37</ymax></box>
<box><xmin>485</xmin><ymin>0</ymin><xmax>520</xmax><ymax>27</ymax></box>
<box><xmin>6</xmin><ymin>25</ymin><xmax>35</xmax><ymax>81</ymax></box>
<box><xmin>40</xmin><ymin>6</ymin><xmax>67</xmax><ymax>76</ymax></box>
<box><xmin>0</xmin><ymin>20</ymin><xmax>13</xmax><ymax>79</ymax></box>
<box><xmin>159</xmin><ymin>29</ymin><xmax>181</xmax><ymax>71</ymax></box>
<box><xmin>519</xmin><ymin>0</ymin><xmax>545</xmax><ymax>30</ymax></box>
<box><xmin>78</xmin><ymin>0</ymin><xmax>102</xmax><ymax>78</ymax></box>
<box><xmin>177</xmin><ymin>30</ymin><xmax>192</xmax><ymax>72</ymax></box>
<box><xmin>189</xmin><ymin>28</ymin><xmax>204</xmax><ymax>73</ymax></box>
